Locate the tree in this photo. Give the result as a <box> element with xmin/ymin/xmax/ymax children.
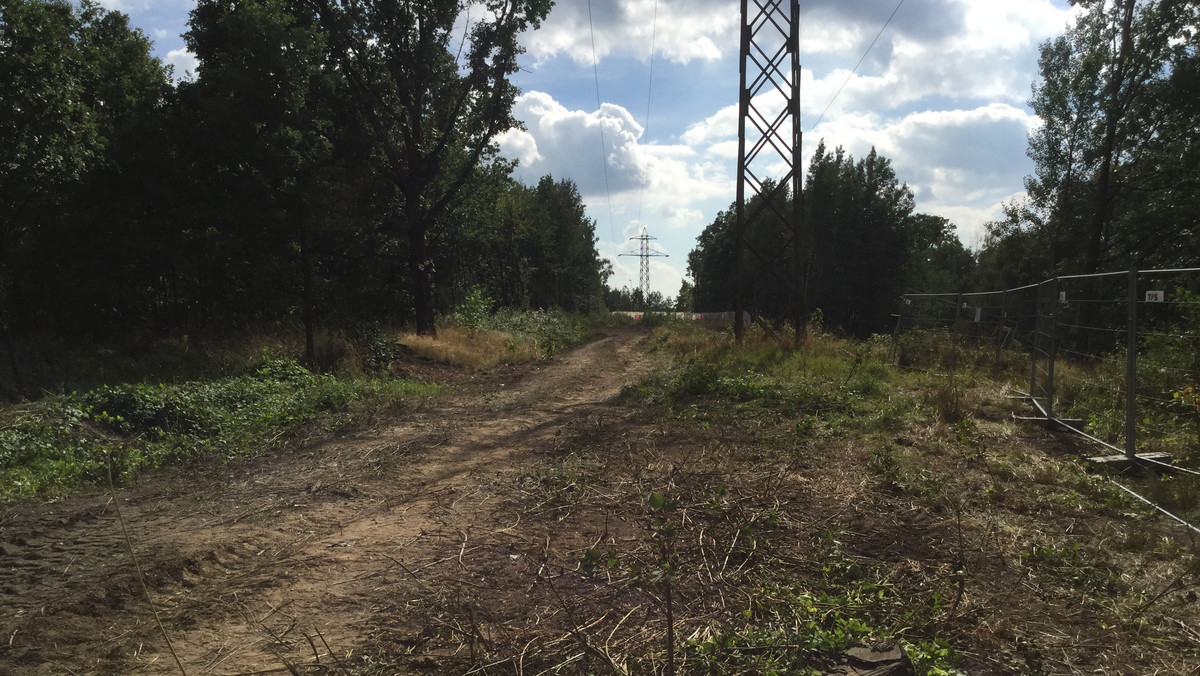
<box><xmin>184</xmin><ymin>0</ymin><xmax>364</xmax><ymax>365</ymax></box>
<box><xmin>905</xmin><ymin>214</ymin><xmax>974</xmax><ymax>293</ymax></box>
<box><xmin>687</xmin><ymin>143</ymin><xmax>962</xmax><ymax>335</ymax></box>
<box><xmin>437</xmin><ymin>172</ymin><xmax>606</xmax><ymax>314</ymax></box>
<box><xmin>0</xmin><ymin>0</ymin><xmax>171</xmax><ymax>390</ymax></box>
<box><xmin>1014</xmin><ymin>0</ymin><xmax>1200</xmax><ymax>274</ymax></box>
<box><xmin>313</xmin><ymin>0</ymin><xmax>552</xmax><ymax>335</ymax></box>
<box><xmin>804</xmin><ymin>143</ymin><xmax>916</xmax><ymax>334</ymax></box>
<box><xmin>675</xmin><ymin>279</ymin><xmax>695</xmax><ymax>312</ymax></box>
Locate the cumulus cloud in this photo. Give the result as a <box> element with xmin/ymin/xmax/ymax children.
<box><xmin>166</xmin><ymin>48</ymin><xmax>199</xmax><ymax>81</ymax></box>
<box><xmin>525</xmin><ymin>0</ymin><xmax>976</xmax><ymax>68</ymax></box>
<box><xmin>507</xmin><ymin>0</ymin><xmax>1080</xmax><ymax>294</ymax></box>
<box><xmin>499</xmin><ymin>92</ymin><xmax>647</xmax><ymax>194</ymax></box>
<box><xmin>524</xmin><ymin>0</ymin><xmax>737</xmax><ymax>65</ymax></box>
<box><xmin>500</xmin><ymin>91</ymin><xmax>732</xmax><ymax>211</ymax></box>
<box><xmin>803</xmin><ymin>103</ymin><xmax>1039</xmax><ymax>248</ymax></box>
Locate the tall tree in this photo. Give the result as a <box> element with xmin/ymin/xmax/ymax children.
<box><xmin>312</xmin><ymin>0</ymin><xmax>552</xmax><ymax>335</ymax></box>
<box><xmin>1018</xmin><ymin>0</ymin><xmax>1199</xmax><ymax>273</ymax></box>
<box><xmin>185</xmin><ymin>0</ymin><xmax>367</xmax><ymax>365</ymax></box>
<box><xmin>687</xmin><ymin>144</ymin><xmax>961</xmax><ymax>335</ymax></box>
<box><xmin>0</xmin><ymin>0</ymin><xmax>170</xmax><ymax>389</ymax></box>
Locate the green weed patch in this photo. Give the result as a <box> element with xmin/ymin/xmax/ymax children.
<box><xmin>0</xmin><ymin>355</ymin><xmax>440</xmax><ymax>501</ymax></box>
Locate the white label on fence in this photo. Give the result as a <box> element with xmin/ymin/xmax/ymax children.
<box><xmin>974</xmin><ymin>308</ymin><xmax>982</xmax><ymax>323</ymax></box>
<box><xmin>1145</xmin><ymin>290</ymin><xmax>1164</xmax><ymax>303</ymax></box>
<box><xmin>1059</xmin><ymin>291</ymin><xmax>1067</xmax><ymax>303</ymax></box>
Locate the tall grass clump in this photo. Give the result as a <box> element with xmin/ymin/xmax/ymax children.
<box><xmin>0</xmin><ymin>354</ymin><xmax>440</xmax><ymax>501</ymax></box>
<box><xmin>394</xmin><ymin>288</ymin><xmax>594</xmax><ymax>370</ymax></box>
<box><xmin>626</xmin><ymin>323</ymin><xmax>905</xmax><ymax>428</ymax></box>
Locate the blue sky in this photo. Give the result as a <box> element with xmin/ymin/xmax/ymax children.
<box><xmin>98</xmin><ymin>0</ymin><xmax>1079</xmax><ymax>300</ymax></box>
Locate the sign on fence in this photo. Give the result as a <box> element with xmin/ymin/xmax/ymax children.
<box><xmin>1145</xmin><ymin>290</ymin><xmax>1164</xmax><ymax>303</ymax></box>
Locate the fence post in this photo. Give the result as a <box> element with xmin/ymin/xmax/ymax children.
<box><xmin>1031</xmin><ymin>282</ymin><xmax>1043</xmax><ymax>410</ymax></box>
<box><xmin>950</xmin><ymin>292</ymin><xmax>964</xmax><ymax>371</ymax></box>
<box><xmin>1046</xmin><ymin>277</ymin><xmax>1059</xmax><ymax>419</ymax></box>
<box><xmin>1125</xmin><ymin>267</ymin><xmax>1138</xmax><ymax>458</ymax></box>
<box><xmin>890</xmin><ymin>294</ymin><xmax>908</xmax><ymax>362</ymax></box>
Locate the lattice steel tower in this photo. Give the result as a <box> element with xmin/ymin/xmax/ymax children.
<box><xmin>620</xmin><ymin>229</ymin><xmax>669</xmax><ymax>305</ymax></box>
<box><xmin>736</xmin><ymin>0</ymin><xmax>804</xmax><ymax>344</ymax></box>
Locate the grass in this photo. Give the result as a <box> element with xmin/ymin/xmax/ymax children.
<box><xmin>563</xmin><ymin>321</ymin><xmax>1199</xmax><ymax>674</ymax></box>
<box><xmin>7</xmin><ymin>317</ymin><xmax>1199</xmax><ymax>674</ymax></box>
<box><xmin>398</xmin><ymin>307</ymin><xmax>593</xmax><ymax>370</ymax></box>
<box><xmin>396</xmin><ymin>326</ymin><xmax>541</xmax><ymax>369</ymax></box>
<box><xmin>0</xmin><ymin>309</ymin><xmax>597</xmax><ymax>502</ymax></box>
<box><xmin>0</xmin><ymin>354</ymin><xmax>442</xmax><ymax>501</ymax></box>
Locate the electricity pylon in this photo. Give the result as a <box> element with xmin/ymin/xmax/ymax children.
<box><xmin>736</xmin><ymin>0</ymin><xmax>804</xmax><ymax>345</ymax></box>
<box><xmin>620</xmin><ymin>229</ymin><xmax>669</xmax><ymax>306</ymax></box>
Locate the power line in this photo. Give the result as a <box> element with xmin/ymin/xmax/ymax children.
<box><xmin>635</xmin><ymin>0</ymin><xmax>660</xmax><ymax>231</ymax></box>
<box><xmin>587</xmin><ymin>0</ymin><xmax>616</xmax><ymax>243</ymax></box>
<box><xmin>807</xmin><ymin>0</ymin><xmax>906</xmax><ymax>134</ymax></box>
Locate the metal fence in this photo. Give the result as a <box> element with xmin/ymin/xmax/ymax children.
<box><xmin>893</xmin><ymin>268</ymin><xmax>1200</xmax><ymax>463</ymax></box>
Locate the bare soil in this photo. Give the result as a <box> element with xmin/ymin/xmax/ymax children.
<box><xmin>0</xmin><ymin>327</ymin><xmax>662</xmax><ymax>675</ymax></box>
<box><xmin>2</xmin><ymin>325</ymin><xmax>1198</xmax><ymax>675</ymax></box>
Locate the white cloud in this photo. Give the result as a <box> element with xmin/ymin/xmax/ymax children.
<box><xmin>166</xmin><ymin>48</ymin><xmax>199</xmax><ymax>81</ymax></box>
<box><xmin>524</xmin><ymin>0</ymin><xmax>737</xmax><ymax>66</ymax></box>
<box><xmin>804</xmin><ymin>103</ymin><xmax>1039</xmax><ymax>248</ymax></box>
<box><xmin>495</xmin><ymin>128</ymin><xmax>543</xmax><ymax>166</ymax></box>
<box><xmin>502</xmin><ymin>91</ymin><xmax>733</xmax><ymax>211</ymax></box>
<box><xmin>681</xmin><ymin>104</ymin><xmax>737</xmax><ymax>147</ymax></box>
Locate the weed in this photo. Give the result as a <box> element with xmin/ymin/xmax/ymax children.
<box><xmin>930</xmin><ymin>377</ymin><xmax>966</xmax><ymax>424</ymax></box>
<box><xmin>0</xmin><ymin>356</ymin><xmax>441</xmax><ymax>501</ymax></box>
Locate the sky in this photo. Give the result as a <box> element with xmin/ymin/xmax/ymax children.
<box><xmin>97</xmin><ymin>0</ymin><xmax>1081</xmax><ymax>300</ymax></box>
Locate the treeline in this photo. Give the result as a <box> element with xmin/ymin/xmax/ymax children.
<box><xmin>0</xmin><ymin>0</ymin><xmax>604</xmax><ymax>385</ymax></box>
<box><xmin>688</xmin><ymin>0</ymin><xmax>1200</xmax><ymax>335</ymax></box>
<box><xmin>976</xmin><ymin>0</ymin><xmax>1199</xmax><ymax>288</ymax></box>
<box><xmin>687</xmin><ymin>144</ymin><xmax>973</xmax><ymax>336</ymax></box>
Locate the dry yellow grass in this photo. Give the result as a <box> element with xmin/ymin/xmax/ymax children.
<box><xmin>396</xmin><ymin>325</ymin><xmax>540</xmax><ymax>370</ymax></box>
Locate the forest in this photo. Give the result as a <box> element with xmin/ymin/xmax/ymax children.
<box><xmin>2</xmin><ymin>0</ymin><xmax>1198</xmax><ymax>381</ymax></box>
<box><xmin>1</xmin><ymin>0</ymin><xmax>606</xmax><ymax>389</ymax></box>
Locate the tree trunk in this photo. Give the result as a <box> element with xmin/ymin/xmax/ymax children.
<box><xmin>1085</xmin><ymin>0</ymin><xmax>1136</xmax><ymax>274</ymax></box>
<box><xmin>406</xmin><ymin>200</ymin><xmax>437</xmax><ymax>337</ymax></box>
<box><xmin>300</xmin><ymin>212</ymin><xmax>317</xmax><ymax>370</ymax></box>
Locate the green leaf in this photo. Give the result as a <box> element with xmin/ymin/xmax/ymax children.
<box><xmin>649</xmin><ymin>491</ymin><xmax>666</xmax><ymax>510</ymax></box>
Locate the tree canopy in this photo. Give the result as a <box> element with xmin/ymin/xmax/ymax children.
<box><xmin>0</xmin><ymin>0</ymin><xmax>610</xmax><ymax>396</ymax></box>
<box><xmin>687</xmin><ymin>143</ymin><xmax>972</xmax><ymax>336</ymax></box>
<box><xmin>978</xmin><ymin>0</ymin><xmax>1200</xmax><ymax>281</ymax></box>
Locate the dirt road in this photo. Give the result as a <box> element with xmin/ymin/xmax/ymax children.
<box><xmin>0</xmin><ymin>326</ymin><xmax>663</xmax><ymax>675</ymax></box>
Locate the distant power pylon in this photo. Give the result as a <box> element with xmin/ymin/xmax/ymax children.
<box><xmin>620</xmin><ymin>229</ymin><xmax>669</xmax><ymax>303</ymax></box>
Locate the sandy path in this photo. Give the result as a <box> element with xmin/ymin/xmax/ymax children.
<box><xmin>0</xmin><ymin>326</ymin><xmax>661</xmax><ymax>675</ymax></box>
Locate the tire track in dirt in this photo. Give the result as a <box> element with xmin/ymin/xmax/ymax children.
<box><xmin>0</xmin><ymin>326</ymin><xmax>661</xmax><ymax>675</ymax></box>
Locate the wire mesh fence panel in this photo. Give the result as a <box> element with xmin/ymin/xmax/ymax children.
<box><xmin>895</xmin><ymin>267</ymin><xmax>1200</xmax><ymax>462</ymax></box>
<box><xmin>1134</xmin><ymin>269</ymin><xmax>1200</xmax><ymax>458</ymax></box>
<box><xmin>1031</xmin><ymin>279</ymin><xmax>1058</xmax><ymax>418</ymax></box>
<box><xmin>891</xmin><ymin>293</ymin><xmax>959</xmax><ymax>367</ymax></box>
<box><xmin>1048</xmin><ymin>272</ymin><xmax>1130</xmax><ymax>446</ymax></box>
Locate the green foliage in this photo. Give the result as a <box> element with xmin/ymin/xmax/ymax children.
<box><xmin>683</xmin><ymin>538</ymin><xmax>961</xmax><ymax>675</ymax></box>
<box><xmin>453</xmin><ymin>286</ymin><xmax>495</xmax><ymax>335</ymax></box>
<box><xmin>1019</xmin><ymin>540</ymin><xmax>1126</xmax><ymax>594</ymax></box>
<box><xmin>687</xmin><ymin>145</ymin><xmax>975</xmax><ymax>335</ymax></box>
<box><xmin>0</xmin><ymin>356</ymin><xmax>440</xmax><ymax>501</ymax></box>
<box><xmin>0</xmin><ymin>0</ymin><xmax>598</xmax><ymax>390</ymax></box>
<box><xmin>980</xmin><ymin>0</ymin><xmax>1200</xmax><ymax>275</ymax></box>
<box><xmin>483</xmin><ymin>309</ymin><xmax>592</xmax><ymax>357</ymax></box>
